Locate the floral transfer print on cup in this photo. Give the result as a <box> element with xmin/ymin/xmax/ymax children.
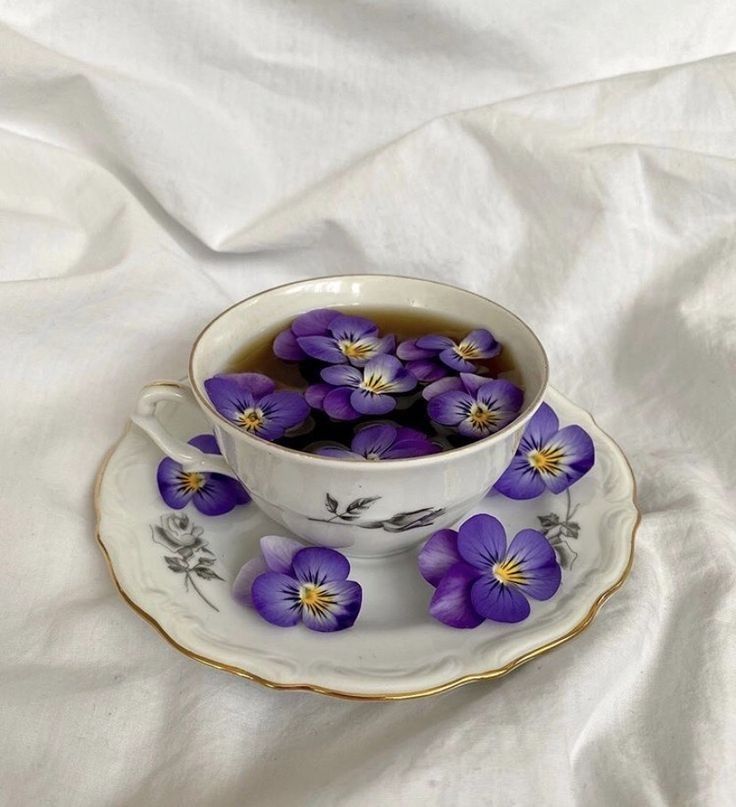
<box><xmin>494</xmin><ymin>402</ymin><xmax>595</xmax><ymax>499</ymax></box>
<box><xmin>233</xmin><ymin>536</ymin><xmax>362</xmax><ymax>632</ymax></box>
<box><xmin>151</xmin><ymin>513</ymin><xmax>225</xmax><ymax>611</ymax></box>
<box><xmin>204</xmin><ymin>372</ymin><xmax>309</xmax><ymax>440</ymax></box>
<box><xmin>156</xmin><ymin>434</ymin><xmax>250</xmax><ymax>516</ymax></box>
<box><xmin>418</xmin><ymin>514</ymin><xmax>561</xmax><ymax>627</ymax></box>
<box><xmin>316</xmin><ymin>422</ymin><xmax>440</xmax><ymax>460</ymax></box>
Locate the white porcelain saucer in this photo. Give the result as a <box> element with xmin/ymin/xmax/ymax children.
<box><xmin>95</xmin><ymin>387</ymin><xmax>638</xmax><ymax>700</ymax></box>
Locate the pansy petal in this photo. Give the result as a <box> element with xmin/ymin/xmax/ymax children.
<box><xmin>347</xmin><ymin>333</ymin><xmax>396</xmax><ymax>367</ymax></box>
<box><xmin>362</xmin><ymin>354</ymin><xmax>405</xmax><ymax>384</ymax></box>
<box><xmin>457</xmin><ymin>514</ymin><xmax>507</xmax><ymax>570</ymax></box>
<box><xmin>407</xmin><ymin>359</ymin><xmax>448</xmax><ymax>383</ymax></box>
<box><xmin>291</xmin><ymin>308</ymin><xmax>340</xmax><ymax>337</ymax></box>
<box><xmin>251</xmin><ymin>572</ymin><xmax>302</xmax><ymax>627</ymax></box>
<box><xmin>350</xmin><ymin>388</ymin><xmax>396</xmax><ymax>415</ymax></box>
<box><xmin>304</xmin><ymin>382</ymin><xmax>332</xmax><ymax>410</ymax></box>
<box><xmin>204</xmin><ymin>376</ymin><xmax>256</xmax><ymax>422</ymax></box>
<box><xmin>384</xmin><ymin>427</ymin><xmax>441</xmax><ymax>458</ymax></box>
<box><xmin>255</xmin><ymin>391</ymin><xmax>310</xmax><ymax>440</ymax></box>
<box><xmin>301</xmin><ymin>580</ymin><xmax>362</xmax><ymax>632</ymax></box>
<box><xmin>506</xmin><ymin>529</ymin><xmax>561</xmax><ymax>600</ymax></box>
<box><xmin>260</xmin><ymin>534</ymin><xmax>304</xmax><ymax>574</ymax></box>
<box><xmin>429</xmin><ymin>562</ymin><xmax>485</xmax><ymax>628</ymax></box>
<box><xmin>193</xmin><ymin>477</ymin><xmax>239</xmax><ymax>516</ymax></box>
<box><xmin>229</xmin><ymin>477</ymin><xmax>251</xmax><ymax>505</ymax></box>
<box><xmin>297</xmin><ymin>335</ymin><xmax>346</xmax><ymax>364</ymax></box>
<box><xmin>232</xmin><ymin>557</ymin><xmax>268</xmax><ymax>607</ymax></box>
<box><xmin>462</xmin><ymin>328</ymin><xmax>501</xmax><ymax>357</ymax></box>
<box><xmin>416</xmin><ymin>334</ymin><xmax>455</xmax><ymax>351</ymax></box>
<box><xmin>321</xmin><ymin>364</ymin><xmax>363</xmax><ymax>387</ymax></box>
<box><xmin>328</xmin><ymin>314</ymin><xmax>379</xmax><ymax>340</ymax></box>
<box><xmin>397</xmin><ymin>338</ymin><xmax>436</xmax><ymax>361</ymax></box>
<box><xmin>478</xmin><ymin>379</ymin><xmax>524</xmax><ymax>413</ymax></box>
<box><xmin>156</xmin><ymin>459</ymin><xmax>193</xmax><ymax>509</ymax></box>
<box><xmin>187</xmin><ymin>433</ymin><xmax>221</xmax><ymax>454</ymax></box>
<box><xmin>493</xmin><ymin>454</ymin><xmax>547</xmax><ymax>499</ymax></box>
<box><xmin>387</xmin><ymin>365</ymin><xmax>418</xmax><ymax>393</ymax></box>
<box><xmin>273</xmin><ymin>329</ymin><xmax>307</xmax><ymax>361</ymax></box>
<box><xmin>470</xmin><ymin>576</ymin><xmax>531</xmax><ymax>623</ymax></box>
<box><xmin>544</xmin><ymin>425</ymin><xmax>596</xmax><ymax>494</ymax></box>
<box><xmin>439</xmin><ymin>347</ymin><xmax>477</xmax><ymax>373</ymax></box>
<box><xmin>523</xmin><ymin>403</ymin><xmax>560</xmax><ymax>448</ymax></box>
<box><xmin>427</xmin><ymin>390</ymin><xmax>472</xmax><ymax>426</ymax></box>
<box><xmin>422</xmin><ymin>376</ymin><xmax>464</xmax><ymax>401</ymax></box>
<box><xmin>323</xmin><ymin>387</ymin><xmax>360</xmax><ymax>420</ymax></box>
<box><xmin>351</xmin><ymin>423</ymin><xmax>398</xmax><ymax>458</ymax></box>
<box><xmin>292</xmin><ymin>546</ymin><xmax>350</xmax><ymax>584</ymax></box>
<box><xmin>418</xmin><ymin>528</ymin><xmax>462</xmax><ymax>586</ymax></box>
<box><xmin>459</xmin><ymin>373</ymin><xmax>491</xmax><ymax>395</ymax></box>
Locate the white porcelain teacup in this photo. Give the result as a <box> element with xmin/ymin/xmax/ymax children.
<box><xmin>133</xmin><ymin>275</ymin><xmax>548</xmax><ymax>558</ymax></box>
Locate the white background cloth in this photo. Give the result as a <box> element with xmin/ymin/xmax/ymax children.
<box><xmin>1</xmin><ymin>2</ymin><xmax>735</xmax><ymax>805</ymax></box>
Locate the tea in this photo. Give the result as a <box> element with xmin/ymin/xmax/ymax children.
<box><xmin>215</xmin><ymin>307</ymin><xmax>524</xmax><ymax>457</ymax></box>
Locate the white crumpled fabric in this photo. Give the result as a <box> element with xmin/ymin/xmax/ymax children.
<box><xmin>1</xmin><ymin>2</ymin><xmax>735</xmax><ymax>805</ymax></box>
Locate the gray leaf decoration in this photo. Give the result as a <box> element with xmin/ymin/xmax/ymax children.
<box><xmin>309</xmin><ymin>494</ymin><xmax>443</xmax><ymax>532</ymax></box>
<box><xmin>537</xmin><ymin>489</ymin><xmax>582</xmax><ymax>570</ymax></box>
<box><xmin>325</xmin><ymin>493</ymin><xmax>339</xmax><ymax>514</ymax></box>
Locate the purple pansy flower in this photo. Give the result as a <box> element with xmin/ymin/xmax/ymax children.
<box><xmin>308</xmin><ymin>355</ymin><xmax>417</xmax><ymax>420</ymax></box>
<box><xmin>156</xmin><ymin>434</ymin><xmax>250</xmax><ymax>516</ymax></box>
<box><xmin>273</xmin><ymin>308</ymin><xmax>340</xmax><ymax>362</ymax></box>
<box><xmin>415</xmin><ymin>329</ymin><xmax>500</xmax><ymax>373</ymax></box>
<box><xmin>316</xmin><ymin>422</ymin><xmax>440</xmax><ymax>460</ymax></box>
<box><xmin>396</xmin><ymin>338</ymin><xmax>449</xmax><ymax>383</ymax></box>
<box><xmin>204</xmin><ymin>372</ymin><xmax>309</xmax><ymax>441</ymax></box>
<box><xmin>418</xmin><ymin>514</ymin><xmax>561</xmax><ymax>627</ymax></box>
<box><xmin>296</xmin><ymin>314</ymin><xmax>395</xmax><ymax>367</ymax></box>
<box><xmin>494</xmin><ymin>403</ymin><xmax>595</xmax><ymax>499</ymax></box>
<box><xmin>233</xmin><ymin>536</ymin><xmax>362</xmax><ymax>632</ymax></box>
<box><xmin>427</xmin><ymin>374</ymin><xmax>523</xmax><ymax>439</ymax></box>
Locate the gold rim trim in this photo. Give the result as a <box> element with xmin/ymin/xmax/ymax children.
<box><xmin>95</xmin><ymin>410</ymin><xmax>639</xmax><ymax>702</ymax></box>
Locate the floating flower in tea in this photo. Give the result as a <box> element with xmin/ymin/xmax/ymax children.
<box><xmin>316</xmin><ymin>422</ymin><xmax>440</xmax><ymax>460</ymax></box>
<box><xmin>204</xmin><ymin>372</ymin><xmax>309</xmax><ymax>440</ymax></box>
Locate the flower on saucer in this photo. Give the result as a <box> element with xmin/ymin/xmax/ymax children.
<box><xmin>396</xmin><ymin>338</ymin><xmax>449</xmax><ymax>383</ymax></box>
<box><xmin>156</xmin><ymin>434</ymin><xmax>250</xmax><ymax>516</ymax></box>
<box><xmin>233</xmin><ymin>536</ymin><xmax>362</xmax><ymax>632</ymax></box>
<box><xmin>415</xmin><ymin>329</ymin><xmax>500</xmax><ymax>373</ymax></box>
<box><xmin>204</xmin><ymin>372</ymin><xmax>309</xmax><ymax>440</ymax></box>
<box><xmin>494</xmin><ymin>403</ymin><xmax>595</xmax><ymax>499</ymax></box>
<box><xmin>273</xmin><ymin>308</ymin><xmax>340</xmax><ymax>362</ymax></box>
<box><xmin>307</xmin><ymin>355</ymin><xmax>417</xmax><ymax>420</ymax></box>
<box><xmin>427</xmin><ymin>374</ymin><xmax>523</xmax><ymax>439</ymax></box>
<box><xmin>418</xmin><ymin>514</ymin><xmax>561</xmax><ymax>627</ymax></box>
<box><xmin>317</xmin><ymin>422</ymin><xmax>440</xmax><ymax>460</ymax></box>
<box><xmin>296</xmin><ymin>314</ymin><xmax>395</xmax><ymax>367</ymax></box>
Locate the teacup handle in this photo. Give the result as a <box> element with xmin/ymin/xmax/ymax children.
<box><xmin>131</xmin><ymin>381</ymin><xmax>239</xmax><ymax>479</ymax></box>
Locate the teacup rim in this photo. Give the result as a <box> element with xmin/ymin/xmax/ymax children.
<box><xmin>188</xmin><ymin>274</ymin><xmax>549</xmax><ymax>469</ymax></box>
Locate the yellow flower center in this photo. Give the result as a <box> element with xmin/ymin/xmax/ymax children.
<box><xmin>181</xmin><ymin>472</ymin><xmax>205</xmax><ymax>492</ymax></box>
<box><xmin>493</xmin><ymin>559</ymin><xmax>526</xmax><ymax>586</ymax></box>
<box><xmin>455</xmin><ymin>342</ymin><xmax>479</xmax><ymax>360</ymax></box>
<box><xmin>339</xmin><ymin>340</ymin><xmax>372</xmax><ymax>360</ymax></box>
<box><xmin>238</xmin><ymin>407</ymin><xmax>264</xmax><ymax>431</ymax></box>
<box><xmin>360</xmin><ymin>372</ymin><xmax>392</xmax><ymax>395</ymax></box>
<box><xmin>299</xmin><ymin>584</ymin><xmax>336</xmax><ymax>616</ymax></box>
<box><xmin>468</xmin><ymin>403</ymin><xmax>497</xmax><ymax>430</ymax></box>
<box><xmin>528</xmin><ymin>446</ymin><xmax>565</xmax><ymax>474</ymax></box>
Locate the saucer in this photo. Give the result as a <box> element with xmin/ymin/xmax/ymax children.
<box><xmin>95</xmin><ymin>387</ymin><xmax>638</xmax><ymax>700</ymax></box>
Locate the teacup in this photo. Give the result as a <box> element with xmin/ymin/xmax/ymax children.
<box><xmin>133</xmin><ymin>275</ymin><xmax>548</xmax><ymax>558</ymax></box>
